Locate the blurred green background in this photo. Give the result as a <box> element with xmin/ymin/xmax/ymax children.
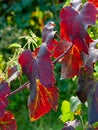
<box><xmin>0</xmin><ymin>0</ymin><xmax>98</xmax><ymax>130</ymax></box>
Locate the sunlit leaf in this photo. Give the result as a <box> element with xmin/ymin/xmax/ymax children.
<box><xmin>60</xmin><ymin>2</ymin><xmax>97</xmax><ymax>53</ymax></box>
<box><xmin>56</xmin><ymin>2</ymin><xmax>97</xmax><ymax>79</ymax></box>
<box><xmin>18</xmin><ymin>50</ymin><xmax>37</xmax><ymax>101</ymax></box>
<box><xmin>60</xmin><ymin>100</ymin><xmax>74</xmax><ymax>122</ymax></box>
<box><xmin>63</xmin><ymin>0</ymin><xmax>70</xmax><ymax>7</ymax></box>
<box><xmin>28</xmin><ymin>80</ymin><xmax>58</xmax><ymax>121</ymax></box>
<box><xmin>92</xmin><ymin>122</ymin><xmax>98</xmax><ymax>129</ymax></box>
<box><xmin>18</xmin><ymin>46</ymin><xmax>55</xmax><ymax>88</ymax></box>
<box><xmin>19</xmin><ymin>33</ymin><xmax>57</xmax><ymax>121</ymax></box>
<box><xmin>53</xmin><ymin>40</ymin><xmax>71</xmax><ymax>58</ymax></box>
<box><xmin>61</xmin><ymin>45</ymin><xmax>83</xmax><ymax>79</ymax></box>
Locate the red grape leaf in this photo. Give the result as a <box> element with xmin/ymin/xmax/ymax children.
<box><xmin>18</xmin><ymin>50</ymin><xmax>37</xmax><ymax>101</ymax></box>
<box><xmin>36</xmin><ymin>44</ymin><xmax>55</xmax><ymax>87</ymax></box>
<box><xmin>56</xmin><ymin>2</ymin><xmax>97</xmax><ymax>79</ymax></box>
<box><xmin>47</xmin><ymin>39</ymin><xmax>59</xmax><ymax>56</ymax></box>
<box><xmin>53</xmin><ymin>40</ymin><xmax>71</xmax><ymax>58</ymax></box>
<box><xmin>0</xmin><ymin>111</ymin><xmax>17</xmax><ymax>130</ymax></box>
<box><xmin>18</xmin><ymin>45</ymin><xmax>55</xmax><ymax>101</ymax></box>
<box><xmin>61</xmin><ymin>45</ymin><xmax>83</xmax><ymax>79</ymax></box>
<box><xmin>0</xmin><ymin>82</ymin><xmax>10</xmax><ymax>117</ymax></box>
<box><xmin>28</xmin><ymin>80</ymin><xmax>59</xmax><ymax>122</ymax></box>
<box><xmin>88</xmin><ymin>0</ymin><xmax>98</xmax><ymax>7</ymax></box>
<box><xmin>18</xmin><ymin>46</ymin><xmax>55</xmax><ymax>87</ymax></box>
<box><xmin>60</xmin><ymin>2</ymin><xmax>97</xmax><ymax>53</ymax></box>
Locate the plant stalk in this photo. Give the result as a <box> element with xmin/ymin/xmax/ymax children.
<box><xmin>8</xmin><ymin>81</ymin><xmax>30</xmax><ymax>97</ymax></box>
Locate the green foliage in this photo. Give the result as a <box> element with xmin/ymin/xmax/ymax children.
<box><xmin>92</xmin><ymin>122</ymin><xmax>98</xmax><ymax>129</ymax></box>
<box><xmin>70</xmin><ymin>96</ymin><xmax>81</xmax><ymax>113</ymax></box>
<box><xmin>60</xmin><ymin>100</ymin><xmax>74</xmax><ymax>122</ymax></box>
<box><xmin>60</xmin><ymin>96</ymin><xmax>82</xmax><ymax>123</ymax></box>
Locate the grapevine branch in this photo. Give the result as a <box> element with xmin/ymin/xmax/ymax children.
<box><xmin>8</xmin><ymin>44</ymin><xmax>72</xmax><ymax>97</ymax></box>
<box><xmin>52</xmin><ymin>43</ymin><xmax>72</xmax><ymax>64</ymax></box>
<box><xmin>8</xmin><ymin>81</ymin><xmax>30</xmax><ymax>97</ymax></box>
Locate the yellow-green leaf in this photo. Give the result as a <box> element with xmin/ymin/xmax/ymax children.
<box><xmin>60</xmin><ymin>100</ymin><xmax>74</xmax><ymax>122</ymax></box>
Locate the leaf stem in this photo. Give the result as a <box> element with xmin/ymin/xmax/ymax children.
<box><xmin>52</xmin><ymin>44</ymin><xmax>73</xmax><ymax>64</ymax></box>
<box><xmin>8</xmin><ymin>81</ymin><xmax>30</xmax><ymax>97</ymax></box>
<box><xmin>55</xmin><ymin>33</ymin><xmax>62</xmax><ymax>40</ymax></box>
<box><xmin>79</xmin><ymin>115</ymin><xmax>85</xmax><ymax>130</ymax></box>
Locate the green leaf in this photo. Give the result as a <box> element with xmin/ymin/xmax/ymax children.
<box><xmin>70</xmin><ymin>96</ymin><xmax>81</xmax><ymax>112</ymax></box>
<box><xmin>92</xmin><ymin>122</ymin><xmax>98</xmax><ymax>128</ymax></box>
<box><xmin>60</xmin><ymin>100</ymin><xmax>74</xmax><ymax>122</ymax></box>
<box><xmin>94</xmin><ymin>62</ymin><xmax>98</xmax><ymax>72</ymax></box>
<box><xmin>8</xmin><ymin>43</ymin><xmax>21</xmax><ymax>48</ymax></box>
<box><xmin>63</xmin><ymin>0</ymin><xmax>70</xmax><ymax>7</ymax></box>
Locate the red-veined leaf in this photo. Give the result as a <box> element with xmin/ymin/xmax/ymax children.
<box><xmin>18</xmin><ymin>44</ymin><xmax>55</xmax><ymax>101</ymax></box>
<box><xmin>53</xmin><ymin>40</ymin><xmax>71</xmax><ymax>58</ymax></box>
<box><xmin>18</xmin><ymin>46</ymin><xmax>55</xmax><ymax>88</ymax></box>
<box><xmin>0</xmin><ymin>111</ymin><xmax>17</xmax><ymax>130</ymax></box>
<box><xmin>47</xmin><ymin>39</ymin><xmax>59</xmax><ymax>56</ymax></box>
<box><xmin>28</xmin><ymin>80</ymin><xmax>58</xmax><ymax>122</ymax></box>
<box><xmin>0</xmin><ymin>82</ymin><xmax>10</xmax><ymax>117</ymax></box>
<box><xmin>60</xmin><ymin>2</ymin><xmax>97</xmax><ymax>53</ymax></box>
<box><xmin>54</xmin><ymin>2</ymin><xmax>97</xmax><ymax>79</ymax></box>
<box><xmin>88</xmin><ymin>0</ymin><xmax>98</xmax><ymax>7</ymax></box>
<box><xmin>61</xmin><ymin>45</ymin><xmax>83</xmax><ymax>79</ymax></box>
